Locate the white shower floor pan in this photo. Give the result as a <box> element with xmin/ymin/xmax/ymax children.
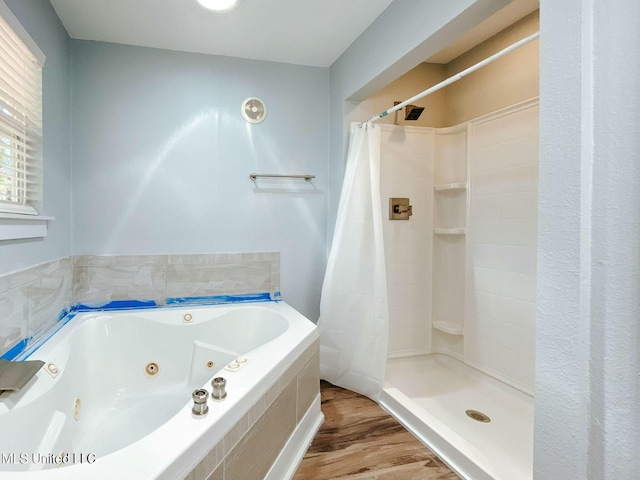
<box><xmin>380</xmin><ymin>354</ymin><xmax>533</xmax><ymax>480</ymax></box>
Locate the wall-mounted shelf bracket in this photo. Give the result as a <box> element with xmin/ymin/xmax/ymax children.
<box><xmin>434</xmin><ymin>183</ymin><xmax>467</xmax><ymax>192</ymax></box>
<box><xmin>433</xmin><ymin>321</ymin><xmax>464</xmax><ymax>336</ymax></box>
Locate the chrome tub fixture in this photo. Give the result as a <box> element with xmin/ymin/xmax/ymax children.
<box><xmin>0</xmin><ymin>359</ymin><xmax>44</xmax><ymax>393</ymax></box>
<box><xmin>211</xmin><ymin>377</ymin><xmax>227</xmax><ymax>400</ymax></box>
<box><xmin>192</xmin><ymin>389</ymin><xmax>209</xmax><ymax>416</ymax></box>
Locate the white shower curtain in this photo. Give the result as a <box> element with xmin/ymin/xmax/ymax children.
<box><xmin>317</xmin><ymin>122</ymin><xmax>389</xmax><ymax>401</ymax></box>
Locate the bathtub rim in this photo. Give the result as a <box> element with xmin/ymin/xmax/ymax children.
<box><xmin>10</xmin><ymin>293</ymin><xmax>280</xmax><ymax>363</ymax></box>
<box><xmin>0</xmin><ymin>300</ymin><xmax>319</xmax><ymax>479</ymax></box>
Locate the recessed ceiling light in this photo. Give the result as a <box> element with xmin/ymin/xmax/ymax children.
<box><xmin>196</xmin><ymin>0</ymin><xmax>240</xmax><ymax>12</ymax></box>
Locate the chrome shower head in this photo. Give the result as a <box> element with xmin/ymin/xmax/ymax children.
<box><xmin>404</xmin><ymin>104</ymin><xmax>425</xmax><ymax>121</ymax></box>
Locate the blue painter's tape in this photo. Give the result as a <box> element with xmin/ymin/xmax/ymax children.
<box><xmin>73</xmin><ymin>299</ymin><xmax>158</xmax><ymax>312</ymax></box>
<box><xmin>166</xmin><ymin>292</ymin><xmax>272</xmax><ymax>305</ymax></box>
<box><xmin>0</xmin><ymin>339</ymin><xmax>30</xmax><ymax>361</ymax></box>
<box><xmin>56</xmin><ymin>308</ymin><xmax>70</xmax><ymax>322</ymax></box>
<box><xmin>0</xmin><ymin>305</ymin><xmax>75</xmax><ymax>361</ymax></box>
<box><xmin>14</xmin><ymin>312</ymin><xmax>78</xmax><ymax>361</ymax></box>
<box><xmin>1</xmin><ymin>293</ymin><xmax>278</xmax><ymax>361</ymax></box>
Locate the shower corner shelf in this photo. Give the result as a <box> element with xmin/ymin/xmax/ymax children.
<box><xmin>434</xmin><ymin>182</ymin><xmax>467</xmax><ymax>192</ymax></box>
<box><xmin>433</xmin><ymin>321</ymin><xmax>464</xmax><ymax>336</ymax></box>
<box><xmin>434</xmin><ymin>228</ymin><xmax>466</xmax><ymax>235</ymax></box>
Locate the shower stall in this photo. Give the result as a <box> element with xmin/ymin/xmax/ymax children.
<box><xmin>378</xmin><ymin>98</ymin><xmax>539</xmax><ymax>480</ymax></box>
<box><xmin>318</xmin><ymin>24</ymin><xmax>540</xmax><ymax>478</ymax></box>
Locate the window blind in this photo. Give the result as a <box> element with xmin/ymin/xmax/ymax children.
<box><xmin>0</xmin><ymin>10</ymin><xmax>42</xmax><ymax>215</ymax></box>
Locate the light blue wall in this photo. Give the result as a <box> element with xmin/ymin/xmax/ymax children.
<box><xmin>0</xmin><ymin>0</ymin><xmax>72</xmax><ymax>273</ymax></box>
<box><xmin>70</xmin><ymin>41</ymin><xmax>329</xmax><ymax>319</ymax></box>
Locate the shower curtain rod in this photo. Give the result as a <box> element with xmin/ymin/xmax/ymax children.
<box><xmin>364</xmin><ymin>31</ymin><xmax>540</xmax><ymax>125</ymax></box>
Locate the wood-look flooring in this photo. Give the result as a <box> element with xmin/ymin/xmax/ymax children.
<box><xmin>293</xmin><ymin>381</ymin><xmax>460</xmax><ymax>480</ymax></box>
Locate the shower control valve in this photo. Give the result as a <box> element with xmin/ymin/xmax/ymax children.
<box><xmin>389</xmin><ymin>198</ymin><xmax>413</xmax><ymax>220</ymax></box>
<box><xmin>394</xmin><ymin>204</ymin><xmax>412</xmax><ymax>215</ymax></box>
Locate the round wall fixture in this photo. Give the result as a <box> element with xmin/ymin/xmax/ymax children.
<box><xmin>241</xmin><ymin>97</ymin><xmax>267</xmax><ymax>124</ymax></box>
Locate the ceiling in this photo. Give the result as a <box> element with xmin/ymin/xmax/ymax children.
<box><xmin>50</xmin><ymin>0</ymin><xmax>538</xmax><ymax>69</ymax></box>
<box><xmin>49</xmin><ymin>0</ymin><xmax>394</xmax><ymax>68</ymax></box>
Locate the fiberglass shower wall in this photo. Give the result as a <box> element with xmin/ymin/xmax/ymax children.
<box><xmin>465</xmin><ymin>100</ymin><xmax>538</xmax><ymax>394</ymax></box>
<box><xmin>380</xmin><ymin>98</ymin><xmax>539</xmax><ymax>395</ymax></box>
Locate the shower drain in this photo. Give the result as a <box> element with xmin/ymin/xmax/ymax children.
<box><xmin>466</xmin><ymin>409</ymin><xmax>491</xmax><ymax>423</ymax></box>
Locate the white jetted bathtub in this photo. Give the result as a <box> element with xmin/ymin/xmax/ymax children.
<box><xmin>0</xmin><ymin>301</ymin><xmax>322</xmax><ymax>479</ymax></box>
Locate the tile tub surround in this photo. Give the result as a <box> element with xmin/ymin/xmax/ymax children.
<box><xmin>185</xmin><ymin>338</ymin><xmax>321</xmax><ymax>480</ymax></box>
<box><xmin>0</xmin><ymin>258</ymin><xmax>72</xmax><ymax>355</ymax></box>
<box><xmin>0</xmin><ymin>252</ymin><xmax>280</xmax><ymax>357</ymax></box>
<box><xmin>73</xmin><ymin>252</ymin><xmax>281</xmax><ymax>305</ymax></box>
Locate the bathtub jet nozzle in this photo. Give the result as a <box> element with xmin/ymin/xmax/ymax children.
<box><xmin>211</xmin><ymin>377</ymin><xmax>227</xmax><ymax>400</ymax></box>
<box><xmin>192</xmin><ymin>388</ymin><xmax>209</xmax><ymax>416</ymax></box>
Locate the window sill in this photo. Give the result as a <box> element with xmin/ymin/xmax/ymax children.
<box><xmin>0</xmin><ymin>213</ymin><xmax>55</xmax><ymax>241</ymax></box>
